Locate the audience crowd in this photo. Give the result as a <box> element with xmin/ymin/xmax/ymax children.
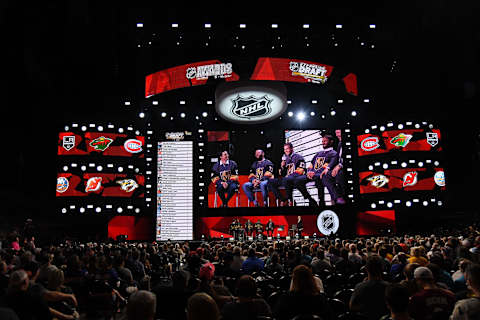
<box><xmin>2</xmin><ymin>223</ymin><xmax>480</xmax><ymax>320</ymax></box>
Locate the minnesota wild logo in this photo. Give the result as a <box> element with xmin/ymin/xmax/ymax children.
<box><xmin>90</xmin><ymin>136</ymin><xmax>113</xmax><ymax>151</ymax></box>
<box><xmin>390</xmin><ymin>133</ymin><xmax>412</xmax><ymax>147</ymax></box>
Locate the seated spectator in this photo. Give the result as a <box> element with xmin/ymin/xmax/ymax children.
<box><xmin>409</xmin><ymin>247</ymin><xmax>429</xmax><ymax>266</ymax></box>
<box><xmin>381</xmin><ymin>283</ymin><xmax>413</xmax><ymax>320</ymax></box>
<box><xmin>126</xmin><ymin>290</ymin><xmax>156</xmax><ymax>320</ymax></box>
<box><xmin>46</xmin><ymin>268</ymin><xmax>79</xmax><ymax>320</ymax></box>
<box><xmin>349</xmin><ymin>255</ymin><xmax>390</xmax><ymax>320</ymax></box>
<box><xmin>451</xmin><ymin>263</ymin><xmax>480</xmax><ymax>320</ymax></box>
<box><xmin>399</xmin><ymin>263</ymin><xmax>421</xmax><ymax>296</ymax></box>
<box><xmin>241</xmin><ymin>248</ymin><xmax>264</xmax><ymax>274</ymax></box>
<box><xmin>453</xmin><ymin>259</ymin><xmax>473</xmax><ymax>293</ymax></box>
<box><xmin>311</xmin><ymin>248</ymin><xmax>332</xmax><ymax>274</ymax></box>
<box><xmin>274</xmin><ymin>265</ymin><xmax>333</xmax><ymax>320</ymax></box>
<box><xmin>265</xmin><ymin>252</ymin><xmax>284</xmax><ymax>273</ymax></box>
<box><xmin>187</xmin><ymin>292</ymin><xmax>221</xmax><ymax>320</ymax></box>
<box><xmin>409</xmin><ymin>267</ymin><xmax>455</xmax><ymax>320</ymax></box>
<box><xmin>221</xmin><ymin>275</ymin><xmax>272</xmax><ymax>320</ymax></box>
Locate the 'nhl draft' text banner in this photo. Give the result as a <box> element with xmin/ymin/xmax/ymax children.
<box><xmin>145</xmin><ymin>60</ymin><xmax>240</xmax><ymax>97</ymax></box>
<box><xmin>357</xmin><ymin>129</ymin><xmax>441</xmax><ymax>157</ymax></box>
<box><xmin>56</xmin><ymin>173</ymin><xmax>145</xmax><ymax>197</ymax></box>
<box><xmin>251</xmin><ymin>57</ymin><xmax>334</xmax><ymax>85</ymax></box>
<box><xmin>359</xmin><ymin>167</ymin><xmax>446</xmax><ymax>194</ymax></box>
<box><xmin>58</xmin><ymin>132</ymin><xmax>144</xmax><ymax>157</ymax></box>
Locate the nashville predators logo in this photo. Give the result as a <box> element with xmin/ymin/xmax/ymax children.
<box><xmin>314</xmin><ymin>157</ymin><xmax>326</xmax><ymax>171</ymax></box>
<box><xmin>367</xmin><ymin>175</ymin><xmax>389</xmax><ymax>188</ymax></box>
<box><xmin>256</xmin><ymin>167</ymin><xmax>264</xmax><ymax>180</ymax></box>
<box><xmin>117</xmin><ymin>179</ymin><xmax>139</xmax><ymax>193</ymax></box>
<box><xmin>220</xmin><ymin>170</ymin><xmax>231</xmax><ymax>182</ymax></box>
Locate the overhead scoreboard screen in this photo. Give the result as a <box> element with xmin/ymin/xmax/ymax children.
<box><xmin>156</xmin><ymin>140</ymin><xmax>193</xmax><ymax>241</ymax></box>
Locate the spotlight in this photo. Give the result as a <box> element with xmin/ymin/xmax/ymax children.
<box><xmin>202</xmin><ymin>112</ymin><xmax>208</xmax><ymax>117</ymax></box>
<box><xmin>380</xmin><ymin>126</ymin><xmax>385</xmax><ymax>131</ymax></box>
<box><xmin>271</xmin><ymin>24</ymin><xmax>278</xmax><ymax>28</ymax></box>
<box><xmin>172</xmin><ymin>23</ymin><xmax>178</xmax><ymax>28</ymax></box>
<box><xmin>61</xmin><ymin>208</ymin><xmax>67</xmax><ymax>213</ymax></box>
<box><xmin>387</xmin><ymin>202</ymin><xmax>393</xmax><ymax>208</ymax></box>
<box><xmin>79</xmin><ymin>207</ymin><xmax>85</xmax><ymax>213</ymax></box>
<box><xmin>136</xmin><ymin>23</ymin><xmax>143</xmax><ymax>28</ymax></box>
<box><xmin>139</xmin><ymin>112</ymin><xmax>145</xmax><ymax>118</ymax></box>
<box><xmin>423</xmin><ymin>201</ymin><xmax>428</xmax><ymax>206</ymax></box>
<box><xmin>371</xmin><ymin>203</ymin><xmax>376</xmax><ymax>209</ymax></box>
<box><xmin>118</xmin><ymin>167</ymin><xmax>124</xmax><ymax>172</ymax></box>
<box><xmin>240</xmin><ymin>24</ymin><xmax>246</xmax><ymax>28</ymax></box>
<box><xmin>330</xmin><ymin>110</ymin><xmax>336</xmax><ymax>116</ymax></box>
<box><xmin>369</xmin><ymin>24</ymin><xmax>376</xmax><ymax>29</ymax></box>
<box><xmin>335</xmin><ymin>24</ymin><xmax>342</xmax><ymax>29</ymax></box>
<box><xmin>124</xmin><ymin>101</ymin><xmax>131</xmax><ymax>106</ymax></box>
<box><xmin>365</xmin><ymin>129</ymin><xmax>370</xmax><ymax>133</ymax></box>
<box><xmin>398</xmin><ymin>124</ymin><xmax>404</xmax><ymax>129</ymax></box>
<box><xmin>179</xmin><ymin>100</ymin><xmax>185</xmax><ymax>105</ymax></box>
<box><xmin>312</xmin><ymin>100</ymin><xmax>318</xmax><ymax>104</ymax></box>
<box><xmin>401</xmin><ymin>162</ymin><xmax>407</xmax><ymax>168</ymax></box>
<box><xmin>98</xmin><ymin>126</ymin><xmax>103</xmax><ymax>131</ymax></box>
<box><xmin>118</xmin><ymin>128</ymin><xmax>124</xmax><ymax>133</ymax></box>
<box><xmin>161</xmin><ymin>112</ymin><xmax>167</xmax><ymax>117</ymax></box>
<box><xmin>434</xmin><ymin>161</ymin><xmax>440</xmax><ymax>166</ymax></box>
<box><xmin>406</xmin><ymin>201</ymin><xmax>412</xmax><ymax>207</ymax></box>
<box><xmin>296</xmin><ymin>112</ymin><xmax>306</xmax><ymax>121</ymax></box>
<box><xmin>64</xmin><ymin>126</ymin><xmax>69</xmax><ymax>131</ymax></box>
<box><xmin>135</xmin><ymin>208</ymin><xmax>140</xmax><ymax>213</ymax></box>
<box><xmin>418</xmin><ymin>162</ymin><xmax>424</xmax><ymax>167</ymax></box>
<box><xmin>95</xmin><ymin>207</ymin><xmax>102</xmax><ymax>213</ymax></box>
<box><xmin>63</xmin><ymin>166</ymin><xmax>68</xmax><ymax>171</ymax></box>
<box><xmin>321</xmin><ymin>114</ymin><xmax>326</xmax><ymax>119</ymax></box>
<box><xmin>152</xmin><ymin>101</ymin><xmax>158</xmax><ymax>105</ymax></box>
<box><xmin>81</xmin><ymin>126</ymin><xmax>87</xmax><ymax>131</ymax></box>
<box><xmin>310</xmin><ymin>111</ymin><xmax>315</xmax><ymax>116</ymax></box>
<box><xmin>81</xmin><ymin>165</ymin><xmax>86</xmax><ymax>171</ymax></box>
<box><xmin>287</xmin><ymin>111</ymin><xmax>293</xmax><ymax>117</ymax></box>
<box><xmin>368</xmin><ymin>165</ymin><xmax>374</xmax><ymax>170</ymax></box>
<box><xmin>415</xmin><ymin>124</ymin><xmax>420</xmax><ymax>128</ymax></box>
<box><xmin>117</xmin><ymin>207</ymin><xmax>123</xmax><ymax>213</ymax></box>
<box><xmin>382</xmin><ymin>163</ymin><xmax>388</xmax><ymax>169</ymax></box>
<box><xmin>97</xmin><ymin>166</ymin><xmax>103</xmax><ymax>171</ymax></box>
<box><xmin>351</xmin><ymin>111</ymin><xmax>357</xmax><ymax>116</ymax></box>
<box><xmin>180</xmin><ymin>113</ymin><xmax>186</xmax><ymax>118</ymax></box>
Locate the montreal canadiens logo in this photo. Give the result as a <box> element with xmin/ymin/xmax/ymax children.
<box><xmin>434</xmin><ymin>171</ymin><xmax>445</xmax><ymax>187</ymax></box>
<box><xmin>124</xmin><ymin>139</ymin><xmax>142</xmax><ymax>153</ymax></box>
<box><xmin>403</xmin><ymin>171</ymin><xmax>418</xmax><ymax>187</ymax></box>
<box><xmin>360</xmin><ymin>137</ymin><xmax>380</xmax><ymax>151</ymax></box>
<box><xmin>56</xmin><ymin>177</ymin><xmax>69</xmax><ymax>193</ymax></box>
<box><xmin>85</xmin><ymin>177</ymin><xmax>102</xmax><ymax>192</ymax></box>
<box><xmin>231</xmin><ymin>95</ymin><xmax>273</xmax><ymax>119</ymax></box>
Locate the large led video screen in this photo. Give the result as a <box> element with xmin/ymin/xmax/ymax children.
<box><xmin>207</xmin><ymin>129</ymin><xmax>346</xmax><ymax>208</ymax></box>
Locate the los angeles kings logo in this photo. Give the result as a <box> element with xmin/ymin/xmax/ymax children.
<box><xmin>230</xmin><ymin>95</ymin><xmax>273</xmax><ymax>119</ymax></box>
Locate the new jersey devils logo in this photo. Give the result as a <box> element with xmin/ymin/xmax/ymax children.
<box><xmin>403</xmin><ymin>172</ymin><xmax>418</xmax><ymax>187</ymax></box>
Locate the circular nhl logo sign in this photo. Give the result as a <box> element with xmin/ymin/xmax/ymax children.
<box><xmin>317</xmin><ymin>210</ymin><xmax>340</xmax><ymax>236</ymax></box>
<box><xmin>56</xmin><ymin>177</ymin><xmax>69</xmax><ymax>193</ymax></box>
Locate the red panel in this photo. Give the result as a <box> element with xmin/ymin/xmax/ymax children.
<box><xmin>108</xmin><ymin>216</ymin><xmax>151</xmax><ymax>241</ymax></box>
<box><xmin>251</xmin><ymin>58</ymin><xmax>334</xmax><ymax>84</ymax></box>
<box><xmin>359</xmin><ymin>167</ymin><xmax>446</xmax><ymax>194</ymax></box>
<box><xmin>56</xmin><ymin>173</ymin><xmax>144</xmax><ymax>197</ymax></box>
<box><xmin>145</xmin><ymin>60</ymin><xmax>240</xmax><ymax>97</ymax></box>
<box><xmin>199</xmin><ymin>215</ymin><xmax>320</xmax><ymax>238</ymax></box>
<box><xmin>356</xmin><ymin>211</ymin><xmax>396</xmax><ymax>236</ymax></box>
<box><xmin>58</xmin><ymin>132</ymin><xmax>144</xmax><ymax>157</ymax></box>
<box><xmin>207</xmin><ymin>131</ymin><xmax>229</xmax><ymax>142</ymax></box>
<box><xmin>342</xmin><ymin>73</ymin><xmax>358</xmax><ymax>96</ymax></box>
<box><xmin>357</xmin><ymin>129</ymin><xmax>442</xmax><ymax>157</ymax></box>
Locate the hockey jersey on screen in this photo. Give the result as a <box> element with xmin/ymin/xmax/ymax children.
<box><xmin>308</xmin><ymin>148</ymin><xmax>339</xmax><ymax>173</ymax></box>
<box><xmin>280</xmin><ymin>153</ymin><xmax>306</xmax><ymax>177</ymax></box>
<box><xmin>248</xmin><ymin>159</ymin><xmax>274</xmax><ymax>182</ymax></box>
<box><xmin>211</xmin><ymin>160</ymin><xmax>239</xmax><ymax>184</ymax></box>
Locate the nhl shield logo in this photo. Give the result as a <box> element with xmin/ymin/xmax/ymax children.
<box><xmin>62</xmin><ymin>136</ymin><xmax>75</xmax><ymax>151</ymax></box>
<box><xmin>231</xmin><ymin>95</ymin><xmax>273</xmax><ymax>119</ymax></box>
<box><xmin>426</xmin><ymin>132</ymin><xmax>439</xmax><ymax>147</ymax></box>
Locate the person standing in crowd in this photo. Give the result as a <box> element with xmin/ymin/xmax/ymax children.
<box><xmin>211</xmin><ymin>151</ymin><xmax>239</xmax><ymax>208</ymax></box>
<box><xmin>297</xmin><ymin>216</ymin><xmax>304</xmax><ymax>237</ymax></box>
<box><xmin>349</xmin><ymin>255</ymin><xmax>390</xmax><ymax>320</ymax></box>
<box><xmin>409</xmin><ymin>267</ymin><xmax>455</xmax><ymax>320</ymax></box>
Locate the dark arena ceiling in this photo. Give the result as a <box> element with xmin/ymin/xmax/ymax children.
<box><xmin>3</xmin><ymin>2</ymin><xmax>480</xmax><ymax>216</ymax></box>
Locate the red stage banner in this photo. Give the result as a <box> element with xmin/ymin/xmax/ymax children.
<box><xmin>58</xmin><ymin>132</ymin><xmax>144</xmax><ymax>157</ymax></box>
<box><xmin>251</xmin><ymin>57</ymin><xmax>334</xmax><ymax>85</ymax></box>
<box><xmin>56</xmin><ymin>173</ymin><xmax>144</xmax><ymax>197</ymax></box>
<box><xmin>356</xmin><ymin>211</ymin><xmax>396</xmax><ymax>235</ymax></box>
<box><xmin>145</xmin><ymin>60</ymin><xmax>240</xmax><ymax>97</ymax></box>
<box><xmin>359</xmin><ymin>167</ymin><xmax>446</xmax><ymax>194</ymax></box>
<box><xmin>357</xmin><ymin>129</ymin><xmax>442</xmax><ymax>157</ymax></box>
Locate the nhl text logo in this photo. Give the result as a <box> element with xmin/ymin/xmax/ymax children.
<box><xmin>230</xmin><ymin>95</ymin><xmax>273</xmax><ymax>119</ymax></box>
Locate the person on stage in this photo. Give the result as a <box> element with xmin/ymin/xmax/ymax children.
<box><xmin>245</xmin><ymin>219</ymin><xmax>254</xmax><ymax>237</ymax></box>
<box><xmin>254</xmin><ymin>219</ymin><xmax>264</xmax><ymax>238</ymax></box>
<box><xmin>298</xmin><ymin>135</ymin><xmax>346</xmax><ymax>206</ymax></box>
<box><xmin>297</xmin><ymin>216</ymin><xmax>304</xmax><ymax>237</ymax></box>
<box><xmin>242</xmin><ymin>149</ymin><xmax>274</xmax><ymax>207</ymax></box>
<box><xmin>266</xmin><ymin>219</ymin><xmax>275</xmax><ymax>237</ymax></box>
<box><xmin>333</xmin><ymin>129</ymin><xmax>346</xmax><ymax>202</ymax></box>
<box><xmin>211</xmin><ymin>151</ymin><xmax>239</xmax><ymax>207</ymax></box>
<box><xmin>268</xmin><ymin>143</ymin><xmax>315</xmax><ymax>206</ymax></box>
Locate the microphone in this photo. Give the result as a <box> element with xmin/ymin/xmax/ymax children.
<box><xmin>281</xmin><ymin>154</ymin><xmax>287</xmax><ymax>161</ymax></box>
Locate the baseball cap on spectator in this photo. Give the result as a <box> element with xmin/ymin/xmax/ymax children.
<box><xmin>414</xmin><ymin>267</ymin><xmax>434</xmax><ymax>280</ymax></box>
<box><xmin>199</xmin><ymin>262</ymin><xmax>215</xmax><ymax>280</ymax></box>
